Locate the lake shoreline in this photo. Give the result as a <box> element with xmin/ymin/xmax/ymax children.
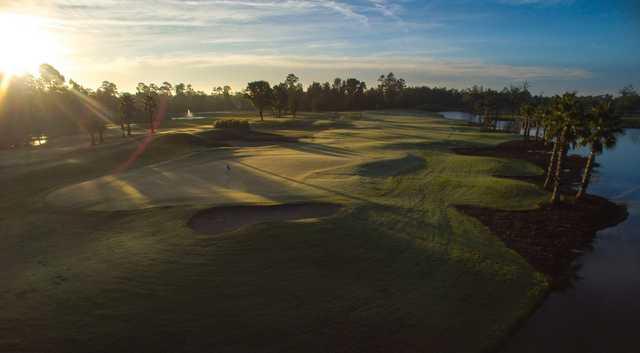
<box><xmin>621</xmin><ymin>116</ymin><xmax>640</xmax><ymax>129</ymax></box>
<box><xmin>453</xmin><ymin>140</ymin><xmax>629</xmax><ymax>288</ymax></box>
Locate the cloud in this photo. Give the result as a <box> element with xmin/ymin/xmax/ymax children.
<box><xmin>367</xmin><ymin>0</ymin><xmax>407</xmax><ymax>30</ymax></box>
<box><xmin>497</xmin><ymin>0</ymin><xmax>575</xmax><ymax>5</ymax></box>
<box><xmin>88</xmin><ymin>52</ymin><xmax>591</xmax><ymax>81</ymax></box>
<box><xmin>313</xmin><ymin>0</ymin><xmax>370</xmax><ymax>24</ymax></box>
<box><xmin>3</xmin><ymin>0</ymin><xmax>372</xmax><ymax>28</ymax></box>
<box><xmin>368</xmin><ymin>0</ymin><xmax>401</xmax><ymax>18</ymax></box>
<box><xmin>3</xmin><ymin>0</ymin><xmax>611</xmax><ymax>94</ymax></box>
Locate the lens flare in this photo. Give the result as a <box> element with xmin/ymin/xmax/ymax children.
<box><xmin>0</xmin><ymin>13</ymin><xmax>63</xmax><ymax>76</ymax></box>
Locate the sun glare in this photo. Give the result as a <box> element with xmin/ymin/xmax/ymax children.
<box><xmin>0</xmin><ymin>13</ymin><xmax>63</xmax><ymax>76</ymax></box>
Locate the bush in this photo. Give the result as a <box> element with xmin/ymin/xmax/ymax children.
<box><xmin>214</xmin><ymin>119</ymin><xmax>251</xmax><ymax>130</ymax></box>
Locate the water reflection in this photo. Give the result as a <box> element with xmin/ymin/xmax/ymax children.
<box><xmin>503</xmin><ymin>129</ymin><xmax>640</xmax><ymax>353</ymax></box>
<box><xmin>439</xmin><ymin>111</ymin><xmax>640</xmax><ymax>351</ymax></box>
<box><xmin>172</xmin><ymin>116</ymin><xmax>209</xmax><ymax>121</ymax></box>
<box><xmin>30</xmin><ymin>135</ymin><xmax>48</xmax><ymax>146</ymax></box>
<box><xmin>439</xmin><ymin>111</ymin><xmax>544</xmax><ymax>137</ymax></box>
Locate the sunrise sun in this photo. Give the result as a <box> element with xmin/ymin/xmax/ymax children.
<box><xmin>0</xmin><ymin>13</ymin><xmax>63</xmax><ymax>76</ymax></box>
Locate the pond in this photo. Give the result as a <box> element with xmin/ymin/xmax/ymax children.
<box><xmin>172</xmin><ymin>116</ymin><xmax>210</xmax><ymax>121</ymax></box>
<box><xmin>439</xmin><ymin>111</ymin><xmax>519</xmax><ymax>132</ymax></box>
<box><xmin>502</xmin><ymin>129</ymin><xmax>640</xmax><ymax>352</ymax></box>
<box><xmin>439</xmin><ymin>111</ymin><xmax>549</xmax><ymax>138</ymax></box>
<box><xmin>171</xmin><ymin>109</ymin><xmax>210</xmax><ymax>120</ymax></box>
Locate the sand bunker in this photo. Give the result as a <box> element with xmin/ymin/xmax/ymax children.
<box><xmin>188</xmin><ymin>203</ymin><xmax>342</xmax><ymax>235</ymax></box>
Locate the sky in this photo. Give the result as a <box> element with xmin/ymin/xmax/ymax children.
<box><xmin>1</xmin><ymin>0</ymin><xmax>638</xmax><ymax>95</ymax></box>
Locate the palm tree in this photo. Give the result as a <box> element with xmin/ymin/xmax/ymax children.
<box><xmin>542</xmin><ymin>106</ymin><xmax>563</xmax><ymax>189</ymax></box>
<box><xmin>532</xmin><ymin>104</ymin><xmax>549</xmax><ymax>141</ymax></box>
<box><xmin>549</xmin><ymin>92</ymin><xmax>583</xmax><ymax>204</ymax></box>
<box><xmin>143</xmin><ymin>92</ymin><xmax>158</xmax><ymax>133</ymax></box>
<box><xmin>120</xmin><ymin>93</ymin><xmax>135</xmax><ymax>137</ymax></box>
<box><xmin>480</xmin><ymin>90</ymin><xmax>498</xmax><ymax>130</ymax></box>
<box><xmin>520</xmin><ymin>103</ymin><xmax>535</xmax><ymax>141</ymax></box>
<box><xmin>575</xmin><ymin>100</ymin><xmax>623</xmax><ymax>199</ymax></box>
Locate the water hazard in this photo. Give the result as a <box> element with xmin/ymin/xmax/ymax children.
<box><xmin>439</xmin><ymin>111</ymin><xmax>547</xmax><ymax>138</ymax></box>
<box><xmin>502</xmin><ymin>129</ymin><xmax>640</xmax><ymax>352</ymax></box>
<box><xmin>439</xmin><ymin>111</ymin><xmax>640</xmax><ymax>351</ymax></box>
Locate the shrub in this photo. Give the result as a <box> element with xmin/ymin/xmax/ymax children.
<box><xmin>214</xmin><ymin>119</ymin><xmax>251</xmax><ymax>130</ymax></box>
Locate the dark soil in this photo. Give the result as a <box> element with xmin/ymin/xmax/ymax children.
<box><xmin>189</xmin><ymin>203</ymin><xmax>342</xmax><ymax>236</ymax></box>
<box><xmin>453</xmin><ymin>139</ymin><xmax>629</xmax><ymax>287</ymax></box>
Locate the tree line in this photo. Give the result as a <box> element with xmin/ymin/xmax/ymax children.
<box><xmin>246</xmin><ymin>73</ymin><xmax>640</xmax><ymax>122</ymax></box>
<box><xmin>0</xmin><ymin>64</ymin><xmax>252</xmax><ymax>148</ymax></box>
<box><xmin>1</xmin><ymin>64</ymin><xmax>639</xmax><ymax>149</ymax></box>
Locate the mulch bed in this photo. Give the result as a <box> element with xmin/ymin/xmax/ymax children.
<box><xmin>453</xmin><ymin>139</ymin><xmax>629</xmax><ymax>287</ymax></box>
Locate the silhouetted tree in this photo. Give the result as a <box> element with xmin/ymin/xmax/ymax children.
<box><xmin>541</xmin><ymin>104</ymin><xmax>563</xmax><ymax>189</ymax></box>
<box><xmin>160</xmin><ymin>81</ymin><xmax>173</xmax><ymax>97</ymax></box>
<box><xmin>576</xmin><ymin>99</ymin><xmax>623</xmax><ymax>199</ymax></box>
<box><xmin>245</xmin><ymin>81</ymin><xmax>273</xmax><ymax>120</ymax></box>
<box><xmin>143</xmin><ymin>91</ymin><xmax>158</xmax><ymax>133</ymax></box>
<box><xmin>615</xmin><ymin>85</ymin><xmax>640</xmax><ymax>116</ymax></box>
<box><xmin>39</xmin><ymin>63</ymin><xmax>65</xmax><ymax>90</ymax></box>
<box><xmin>68</xmin><ymin>80</ymin><xmax>106</xmax><ymax>145</ymax></box>
<box><xmin>272</xmin><ymin>83</ymin><xmax>288</xmax><ymax>118</ymax></box>
<box><xmin>306</xmin><ymin>82</ymin><xmax>323</xmax><ymax>112</ymax></box>
<box><xmin>285</xmin><ymin>74</ymin><xmax>303</xmax><ymax>118</ymax></box>
<box><xmin>96</xmin><ymin>80</ymin><xmax>119</xmax><ymax>123</ymax></box>
<box><xmin>344</xmin><ymin>78</ymin><xmax>366</xmax><ymax>110</ymax></box>
<box><xmin>520</xmin><ymin>103</ymin><xmax>535</xmax><ymax>140</ymax></box>
<box><xmin>120</xmin><ymin>93</ymin><xmax>135</xmax><ymax>136</ymax></box>
<box><xmin>378</xmin><ymin>72</ymin><xmax>405</xmax><ymax>108</ymax></box>
<box><xmin>479</xmin><ymin>89</ymin><xmax>499</xmax><ymax>130</ymax></box>
<box><xmin>136</xmin><ymin>82</ymin><xmax>148</xmax><ymax>95</ymax></box>
<box><xmin>532</xmin><ymin>104</ymin><xmax>549</xmax><ymax>140</ymax></box>
<box><xmin>550</xmin><ymin>93</ymin><xmax>583</xmax><ymax>204</ymax></box>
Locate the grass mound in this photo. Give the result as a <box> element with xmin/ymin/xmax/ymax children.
<box><xmin>196</xmin><ymin>129</ymin><xmax>297</xmax><ymax>143</ymax></box>
<box><xmin>189</xmin><ymin>203</ymin><xmax>342</xmax><ymax>235</ymax></box>
<box><xmin>252</xmin><ymin>118</ymin><xmax>353</xmax><ymax>131</ymax></box>
<box><xmin>356</xmin><ymin>154</ymin><xmax>425</xmax><ymax>177</ymax></box>
<box><xmin>107</xmin><ymin>132</ymin><xmax>225</xmax><ymax>173</ymax></box>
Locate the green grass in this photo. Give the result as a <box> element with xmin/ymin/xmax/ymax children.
<box><xmin>0</xmin><ymin>111</ymin><xmax>548</xmax><ymax>353</ymax></box>
<box><xmin>251</xmin><ymin>116</ymin><xmax>354</xmax><ymax>131</ymax></box>
<box><xmin>355</xmin><ymin>154</ymin><xmax>426</xmax><ymax>177</ymax></box>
